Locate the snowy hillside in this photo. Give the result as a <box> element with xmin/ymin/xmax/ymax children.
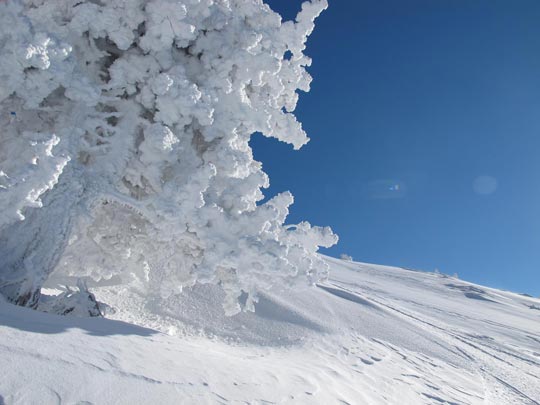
<box><xmin>2</xmin><ymin>257</ymin><xmax>540</xmax><ymax>405</ymax></box>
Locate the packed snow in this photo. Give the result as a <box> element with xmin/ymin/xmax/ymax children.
<box><xmin>2</xmin><ymin>257</ymin><xmax>540</xmax><ymax>404</ymax></box>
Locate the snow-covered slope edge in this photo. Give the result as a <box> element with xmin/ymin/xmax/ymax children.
<box><xmin>2</xmin><ymin>257</ymin><xmax>540</xmax><ymax>404</ymax></box>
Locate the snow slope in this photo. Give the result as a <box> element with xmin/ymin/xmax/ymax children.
<box><xmin>2</xmin><ymin>257</ymin><xmax>540</xmax><ymax>404</ymax></box>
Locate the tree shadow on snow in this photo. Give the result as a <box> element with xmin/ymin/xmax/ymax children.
<box><xmin>0</xmin><ymin>302</ymin><xmax>157</xmax><ymax>337</ymax></box>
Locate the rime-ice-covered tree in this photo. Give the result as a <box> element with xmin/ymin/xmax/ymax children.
<box><xmin>0</xmin><ymin>0</ymin><xmax>337</xmax><ymax>315</ymax></box>
<box><xmin>340</xmin><ymin>254</ymin><xmax>353</xmax><ymax>262</ymax></box>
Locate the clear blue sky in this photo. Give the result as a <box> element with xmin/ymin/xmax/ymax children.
<box><xmin>256</xmin><ymin>0</ymin><xmax>540</xmax><ymax>296</ymax></box>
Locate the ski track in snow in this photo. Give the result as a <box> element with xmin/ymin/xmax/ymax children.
<box><xmin>2</xmin><ymin>257</ymin><xmax>540</xmax><ymax>404</ymax></box>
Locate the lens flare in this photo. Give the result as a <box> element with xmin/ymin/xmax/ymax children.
<box><xmin>473</xmin><ymin>175</ymin><xmax>498</xmax><ymax>195</ymax></box>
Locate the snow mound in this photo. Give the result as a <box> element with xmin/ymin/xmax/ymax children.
<box><xmin>2</xmin><ymin>256</ymin><xmax>540</xmax><ymax>404</ymax></box>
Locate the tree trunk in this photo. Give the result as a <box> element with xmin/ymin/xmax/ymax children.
<box><xmin>0</xmin><ymin>173</ymin><xmax>80</xmax><ymax>307</ymax></box>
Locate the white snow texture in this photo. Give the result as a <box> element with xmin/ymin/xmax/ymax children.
<box><xmin>0</xmin><ymin>0</ymin><xmax>337</xmax><ymax>314</ymax></box>
<box><xmin>2</xmin><ymin>258</ymin><xmax>540</xmax><ymax>404</ymax></box>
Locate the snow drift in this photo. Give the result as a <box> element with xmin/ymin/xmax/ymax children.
<box><xmin>2</xmin><ymin>257</ymin><xmax>540</xmax><ymax>404</ymax></box>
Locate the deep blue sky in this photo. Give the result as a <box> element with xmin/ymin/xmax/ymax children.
<box><xmin>256</xmin><ymin>0</ymin><xmax>540</xmax><ymax>296</ymax></box>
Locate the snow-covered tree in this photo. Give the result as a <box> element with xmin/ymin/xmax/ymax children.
<box><xmin>0</xmin><ymin>0</ymin><xmax>337</xmax><ymax>315</ymax></box>
<box><xmin>340</xmin><ymin>254</ymin><xmax>353</xmax><ymax>262</ymax></box>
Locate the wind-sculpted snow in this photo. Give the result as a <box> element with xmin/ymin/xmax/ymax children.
<box><xmin>0</xmin><ymin>0</ymin><xmax>336</xmax><ymax>314</ymax></box>
<box><xmin>2</xmin><ymin>258</ymin><xmax>540</xmax><ymax>404</ymax></box>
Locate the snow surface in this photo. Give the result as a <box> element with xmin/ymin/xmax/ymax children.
<box><xmin>2</xmin><ymin>257</ymin><xmax>540</xmax><ymax>404</ymax></box>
